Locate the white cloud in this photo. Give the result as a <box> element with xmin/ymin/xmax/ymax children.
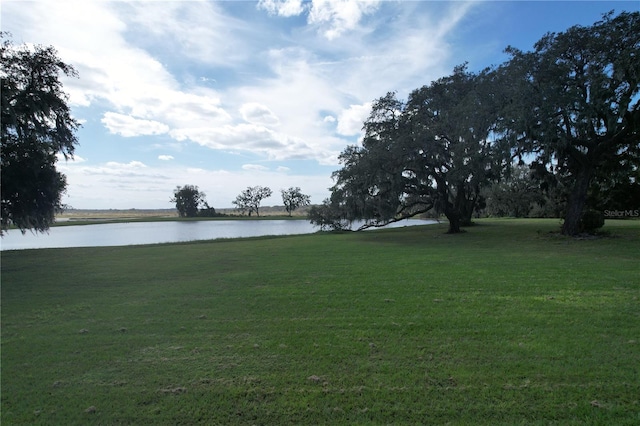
<box><xmin>315</xmin><ymin>3</ymin><xmax>477</xmax><ymax>102</ymax></box>
<box><xmin>158</xmin><ymin>155</ymin><xmax>174</xmax><ymax>161</ymax></box>
<box><xmin>276</xmin><ymin>166</ymin><xmax>291</xmax><ymax>173</ymax></box>
<box><xmin>186</xmin><ymin>167</ymin><xmax>208</xmax><ymax>175</ymax></box>
<box><xmin>57</xmin><ymin>160</ymin><xmax>174</xmax><ymax>209</ymax></box>
<box><xmin>4</xmin><ymin>0</ymin><xmax>472</xmax><ymax>167</ymax></box>
<box><xmin>170</xmin><ymin>123</ymin><xmax>323</xmax><ymax>161</ymax></box>
<box><xmin>308</xmin><ymin>0</ymin><xmax>380</xmax><ymax>40</ymax></box>
<box><xmin>170</xmin><ymin>123</ymin><xmax>280</xmax><ymax>149</ymax></box>
<box><xmin>2</xmin><ymin>2</ymin><xmax>232</xmax><ymax>133</ymax></box>
<box><xmin>242</xmin><ymin>164</ymin><xmax>270</xmax><ymax>172</ymax></box>
<box><xmin>259</xmin><ymin>0</ymin><xmax>380</xmax><ymax>40</ymax></box>
<box><xmin>336</xmin><ymin>103</ymin><xmax>371</xmax><ymax>136</ymax></box>
<box><xmin>105</xmin><ymin>161</ymin><xmax>147</xmax><ymax>169</ymax></box>
<box><xmin>258</xmin><ymin>0</ymin><xmax>305</xmax><ymax>17</ymax></box>
<box><xmin>224</xmin><ymin>48</ymin><xmax>351</xmax><ymax>163</ymax></box>
<box><xmin>124</xmin><ymin>1</ymin><xmax>257</xmax><ymax>67</ymax></box>
<box><xmin>165</xmin><ymin>91</ymin><xmax>231</xmax><ymax>125</ymax></box>
<box><xmin>240</xmin><ymin>103</ymin><xmax>280</xmax><ymax>126</ymax></box>
<box><xmin>102</xmin><ymin>112</ymin><xmax>170</xmax><ymax>137</ymax></box>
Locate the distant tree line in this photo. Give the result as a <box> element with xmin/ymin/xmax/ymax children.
<box><xmin>309</xmin><ymin>11</ymin><xmax>639</xmax><ymax>236</ymax></box>
<box><xmin>171</xmin><ymin>185</ymin><xmax>311</xmax><ymax>218</ymax></box>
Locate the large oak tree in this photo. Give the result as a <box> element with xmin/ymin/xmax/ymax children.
<box><xmin>502</xmin><ymin>11</ymin><xmax>640</xmax><ymax>235</ymax></box>
<box><xmin>327</xmin><ymin>66</ymin><xmax>505</xmax><ymax>233</ymax></box>
<box><xmin>171</xmin><ymin>185</ymin><xmax>207</xmax><ymax>217</ymax></box>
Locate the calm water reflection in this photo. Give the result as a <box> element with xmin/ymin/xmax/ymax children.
<box><xmin>1</xmin><ymin>219</ymin><xmax>432</xmax><ymax>250</ymax></box>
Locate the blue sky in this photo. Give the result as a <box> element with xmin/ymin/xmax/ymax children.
<box><xmin>2</xmin><ymin>1</ymin><xmax>637</xmax><ymax>209</ymax></box>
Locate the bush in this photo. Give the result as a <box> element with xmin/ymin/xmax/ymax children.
<box><xmin>198</xmin><ymin>206</ymin><xmax>217</xmax><ymax>217</ymax></box>
<box><xmin>581</xmin><ymin>209</ymin><xmax>605</xmax><ymax>232</ymax></box>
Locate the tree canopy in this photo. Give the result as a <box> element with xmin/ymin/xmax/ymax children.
<box><xmin>1</xmin><ymin>34</ymin><xmax>80</xmax><ymax>233</ymax></box>
<box><xmin>501</xmin><ymin>11</ymin><xmax>640</xmax><ymax>235</ymax></box>
<box><xmin>281</xmin><ymin>187</ymin><xmax>311</xmax><ymax>216</ymax></box>
<box><xmin>233</xmin><ymin>186</ymin><xmax>272</xmax><ymax>217</ymax></box>
<box><xmin>316</xmin><ymin>11</ymin><xmax>639</xmax><ymax>235</ymax></box>
<box><xmin>327</xmin><ymin>65</ymin><xmax>505</xmax><ymax>233</ymax></box>
<box><xmin>171</xmin><ymin>185</ymin><xmax>206</xmax><ymax>217</ymax></box>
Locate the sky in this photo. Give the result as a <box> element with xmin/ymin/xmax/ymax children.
<box><xmin>2</xmin><ymin>0</ymin><xmax>638</xmax><ymax>210</ymax></box>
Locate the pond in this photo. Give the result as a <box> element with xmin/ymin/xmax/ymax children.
<box><xmin>0</xmin><ymin>219</ymin><xmax>434</xmax><ymax>251</ymax></box>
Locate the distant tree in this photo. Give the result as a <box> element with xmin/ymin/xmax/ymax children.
<box><xmin>171</xmin><ymin>185</ymin><xmax>206</xmax><ymax>217</ymax></box>
<box><xmin>501</xmin><ymin>11</ymin><xmax>640</xmax><ymax>235</ymax></box>
<box><xmin>232</xmin><ymin>186</ymin><xmax>272</xmax><ymax>217</ymax></box>
<box><xmin>1</xmin><ymin>34</ymin><xmax>80</xmax><ymax>234</ymax></box>
<box><xmin>484</xmin><ymin>164</ymin><xmax>543</xmax><ymax>217</ymax></box>
<box><xmin>281</xmin><ymin>187</ymin><xmax>311</xmax><ymax>216</ymax></box>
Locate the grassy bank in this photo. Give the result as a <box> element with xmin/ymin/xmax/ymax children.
<box><xmin>52</xmin><ymin>214</ymin><xmax>307</xmax><ymax>228</ymax></box>
<box><xmin>52</xmin><ymin>212</ymin><xmax>309</xmax><ymax>228</ymax></box>
<box><xmin>2</xmin><ymin>219</ymin><xmax>639</xmax><ymax>424</ymax></box>
<box><xmin>54</xmin><ymin>207</ymin><xmax>310</xmax><ymax>227</ymax></box>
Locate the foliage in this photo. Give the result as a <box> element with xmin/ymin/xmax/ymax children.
<box><xmin>484</xmin><ymin>164</ymin><xmax>544</xmax><ymax>217</ymax></box>
<box><xmin>1</xmin><ymin>34</ymin><xmax>79</xmax><ymax>233</ymax></box>
<box><xmin>588</xmin><ymin>145</ymin><xmax>640</xmax><ymax>212</ymax></box>
<box><xmin>232</xmin><ymin>186</ymin><xmax>272</xmax><ymax>216</ymax></box>
<box><xmin>528</xmin><ymin>185</ymin><xmax>568</xmax><ymax>218</ymax></box>
<box><xmin>307</xmin><ymin>199</ymin><xmax>351</xmax><ymax>231</ymax></box>
<box><xmin>281</xmin><ymin>187</ymin><xmax>311</xmax><ymax>216</ymax></box>
<box><xmin>501</xmin><ymin>11</ymin><xmax>640</xmax><ymax>235</ymax></box>
<box><xmin>328</xmin><ymin>65</ymin><xmax>506</xmax><ymax>233</ymax></box>
<box><xmin>171</xmin><ymin>185</ymin><xmax>206</xmax><ymax>217</ymax></box>
<box><xmin>2</xmin><ymin>220</ymin><xmax>639</xmax><ymax>424</ymax></box>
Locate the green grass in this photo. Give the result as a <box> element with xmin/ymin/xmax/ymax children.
<box><xmin>2</xmin><ymin>219</ymin><xmax>639</xmax><ymax>425</ymax></box>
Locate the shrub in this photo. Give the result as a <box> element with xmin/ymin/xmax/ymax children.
<box><xmin>581</xmin><ymin>209</ymin><xmax>605</xmax><ymax>232</ymax></box>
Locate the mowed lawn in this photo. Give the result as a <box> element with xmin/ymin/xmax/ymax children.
<box><xmin>2</xmin><ymin>219</ymin><xmax>639</xmax><ymax>425</ymax></box>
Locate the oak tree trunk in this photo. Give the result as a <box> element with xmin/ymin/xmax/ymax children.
<box><xmin>444</xmin><ymin>203</ymin><xmax>462</xmax><ymax>234</ymax></box>
<box><xmin>561</xmin><ymin>167</ymin><xmax>593</xmax><ymax>236</ymax></box>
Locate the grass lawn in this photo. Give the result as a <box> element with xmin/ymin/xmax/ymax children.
<box><xmin>2</xmin><ymin>219</ymin><xmax>639</xmax><ymax>424</ymax></box>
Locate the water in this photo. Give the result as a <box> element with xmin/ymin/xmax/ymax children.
<box><xmin>0</xmin><ymin>219</ymin><xmax>433</xmax><ymax>251</ymax></box>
